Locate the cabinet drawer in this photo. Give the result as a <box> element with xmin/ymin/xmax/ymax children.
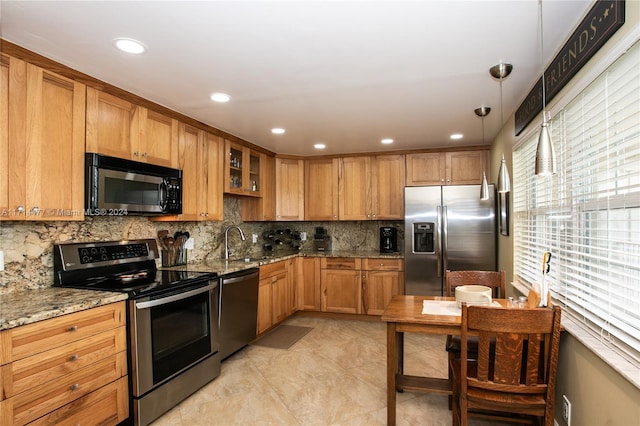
<box><xmin>27</xmin><ymin>376</ymin><xmax>128</xmax><ymax>426</ymax></box>
<box><xmin>2</xmin><ymin>303</ymin><xmax>125</xmax><ymax>363</ymax></box>
<box><xmin>321</xmin><ymin>258</ymin><xmax>361</xmax><ymax>270</ymax></box>
<box><xmin>2</xmin><ymin>327</ymin><xmax>126</xmax><ymax>398</ymax></box>
<box><xmin>362</xmin><ymin>258</ymin><xmax>404</xmax><ymax>271</ymax></box>
<box><xmin>260</xmin><ymin>261</ymin><xmax>287</xmax><ymax>279</ymax></box>
<box><xmin>2</xmin><ymin>352</ymin><xmax>126</xmax><ymax>426</ymax></box>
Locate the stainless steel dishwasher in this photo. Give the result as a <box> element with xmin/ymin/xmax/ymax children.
<box><xmin>219</xmin><ymin>268</ymin><xmax>259</xmax><ymax>360</ymax></box>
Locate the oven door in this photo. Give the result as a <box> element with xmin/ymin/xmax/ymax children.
<box><xmin>130</xmin><ymin>279</ymin><xmax>219</xmax><ymax>396</ymax></box>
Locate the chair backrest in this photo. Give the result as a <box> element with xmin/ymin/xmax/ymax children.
<box><xmin>446</xmin><ymin>270</ymin><xmax>506</xmax><ymax>299</ymax></box>
<box><xmin>460</xmin><ymin>304</ymin><xmax>562</xmax><ymax>404</ymax></box>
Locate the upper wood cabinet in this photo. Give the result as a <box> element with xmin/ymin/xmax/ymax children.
<box><xmin>305</xmin><ymin>158</ymin><xmax>339</xmax><ymax>221</ymax></box>
<box><xmin>86</xmin><ymin>88</ymin><xmax>177</xmax><ymax>167</ymax></box>
<box><xmin>1</xmin><ymin>55</ymin><xmax>86</xmax><ymax>221</ymax></box>
<box><xmin>224</xmin><ymin>140</ymin><xmax>262</xmax><ymax>197</ymax></box>
<box><xmin>338</xmin><ymin>154</ymin><xmax>405</xmax><ymax>220</ymax></box>
<box><xmin>406</xmin><ymin>150</ymin><xmax>488</xmax><ymax>186</ymax></box>
<box><xmin>240</xmin><ymin>155</ymin><xmax>275</xmax><ymax>221</ymax></box>
<box><xmin>155</xmin><ymin>125</ymin><xmax>223</xmax><ymax>221</ymax></box>
<box><xmin>275</xmin><ymin>158</ymin><xmax>305</xmax><ymax>221</ymax></box>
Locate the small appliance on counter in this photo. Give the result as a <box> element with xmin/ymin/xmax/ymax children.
<box><xmin>313</xmin><ymin>227</ymin><xmax>332</xmax><ymax>251</ymax></box>
<box><xmin>380</xmin><ymin>226</ymin><xmax>398</xmax><ymax>253</ymax></box>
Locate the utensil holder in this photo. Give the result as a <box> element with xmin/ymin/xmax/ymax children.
<box><xmin>162</xmin><ymin>247</ymin><xmax>187</xmax><ymax>267</ymax></box>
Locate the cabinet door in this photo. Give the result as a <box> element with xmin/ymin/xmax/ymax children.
<box><xmin>339</xmin><ymin>156</ymin><xmax>371</xmax><ymax>220</ymax></box>
<box><xmin>275</xmin><ymin>158</ymin><xmax>304</xmax><ymax>221</ymax></box>
<box><xmin>199</xmin><ymin>132</ymin><xmax>224</xmax><ymax>221</ymax></box>
<box><xmin>271</xmin><ymin>272</ymin><xmax>289</xmax><ymax>324</ymax></box>
<box><xmin>172</xmin><ymin>123</ymin><xmax>200</xmax><ymax>221</ymax></box>
<box><xmin>225</xmin><ymin>140</ymin><xmax>262</xmax><ymax>197</ymax></box>
<box><xmin>299</xmin><ymin>257</ymin><xmax>321</xmax><ymax>311</ymax></box>
<box><xmin>257</xmin><ymin>276</ymin><xmax>273</xmax><ymax>335</ymax></box>
<box><xmin>86</xmin><ymin>88</ymin><xmax>135</xmax><ymax>159</ymax></box>
<box><xmin>1</xmin><ymin>55</ymin><xmax>11</xmax><ymax>215</ymax></box>
<box><xmin>405</xmin><ymin>152</ymin><xmax>446</xmax><ymax>186</ymax></box>
<box><xmin>240</xmin><ymin>154</ymin><xmax>275</xmax><ymax>221</ymax></box>
<box><xmin>305</xmin><ymin>158</ymin><xmax>339</xmax><ymax>221</ymax></box>
<box><xmin>4</xmin><ymin>59</ymin><xmax>85</xmax><ymax>221</ymax></box>
<box><xmin>363</xmin><ymin>270</ymin><xmax>403</xmax><ymax>315</ymax></box>
<box><xmin>372</xmin><ymin>154</ymin><xmax>405</xmax><ymax>219</ymax></box>
<box><xmin>446</xmin><ymin>150</ymin><xmax>487</xmax><ymax>185</ymax></box>
<box><xmin>321</xmin><ymin>269</ymin><xmax>362</xmax><ymax>314</ymax></box>
<box><xmin>134</xmin><ymin>108</ymin><xmax>177</xmax><ymax>167</ymax></box>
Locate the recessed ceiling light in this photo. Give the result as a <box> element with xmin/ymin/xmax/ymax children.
<box><xmin>210</xmin><ymin>93</ymin><xmax>230</xmax><ymax>103</ymax></box>
<box><xmin>271</xmin><ymin>128</ymin><xmax>286</xmax><ymax>135</ymax></box>
<box><xmin>113</xmin><ymin>38</ymin><xmax>146</xmax><ymax>54</ymax></box>
<box><xmin>314</xmin><ymin>143</ymin><xmax>326</xmax><ymax>149</ymax></box>
<box><xmin>450</xmin><ymin>133</ymin><xmax>464</xmax><ymax>140</ymax></box>
<box><xmin>381</xmin><ymin>138</ymin><xmax>394</xmax><ymax>144</ymax></box>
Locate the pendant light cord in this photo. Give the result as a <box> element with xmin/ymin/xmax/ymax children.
<box><xmin>540</xmin><ymin>0</ymin><xmax>546</xmax><ymax>123</ymax></box>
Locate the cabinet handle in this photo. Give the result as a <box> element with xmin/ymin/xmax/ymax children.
<box><xmin>68</xmin><ymin>325</ymin><xmax>78</xmax><ymax>332</ymax></box>
<box><xmin>142</xmin><ymin>152</ymin><xmax>148</xmax><ymax>158</ymax></box>
<box><xmin>69</xmin><ymin>354</ymin><xmax>79</xmax><ymax>361</ymax></box>
<box><xmin>69</xmin><ymin>383</ymin><xmax>80</xmax><ymax>391</ymax></box>
<box><xmin>134</xmin><ymin>151</ymin><xmax>139</xmax><ymax>156</ymax></box>
<box><xmin>32</xmin><ymin>207</ymin><xmax>40</xmax><ymax>214</ymax></box>
<box><xmin>17</xmin><ymin>205</ymin><xmax>25</xmax><ymax>213</ymax></box>
<box><xmin>380</xmin><ymin>263</ymin><xmax>384</xmax><ymax>266</ymax></box>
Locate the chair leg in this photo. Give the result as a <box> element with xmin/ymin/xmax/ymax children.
<box><xmin>448</xmin><ymin>351</ymin><xmax>454</xmax><ymax>410</ymax></box>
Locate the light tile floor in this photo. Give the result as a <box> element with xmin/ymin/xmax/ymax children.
<box><xmin>151</xmin><ymin>315</ymin><xmax>507</xmax><ymax>426</ymax></box>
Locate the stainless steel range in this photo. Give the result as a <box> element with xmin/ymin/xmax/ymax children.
<box><xmin>53</xmin><ymin>239</ymin><xmax>221</xmax><ymax>426</ymax></box>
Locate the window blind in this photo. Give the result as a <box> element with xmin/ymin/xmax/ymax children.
<box><xmin>513</xmin><ymin>40</ymin><xmax>640</xmax><ymax>366</ymax></box>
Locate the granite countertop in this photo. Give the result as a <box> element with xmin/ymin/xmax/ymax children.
<box><xmin>0</xmin><ymin>250</ymin><xmax>404</xmax><ymax>331</ymax></box>
<box><xmin>0</xmin><ymin>287</ymin><xmax>128</xmax><ymax>331</ymax></box>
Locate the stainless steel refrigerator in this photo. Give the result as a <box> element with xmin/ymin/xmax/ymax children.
<box><xmin>404</xmin><ymin>185</ymin><xmax>496</xmax><ymax>296</ymax></box>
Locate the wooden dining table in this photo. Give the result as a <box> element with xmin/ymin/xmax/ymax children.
<box><xmin>381</xmin><ymin>295</ymin><xmax>509</xmax><ymax>425</ymax></box>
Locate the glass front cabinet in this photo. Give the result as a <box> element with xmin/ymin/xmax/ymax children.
<box><xmin>224</xmin><ymin>140</ymin><xmax>262</xmax><ymax>197</ymax></box>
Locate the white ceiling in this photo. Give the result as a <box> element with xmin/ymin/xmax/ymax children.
<box><xmin>1</xmin><ymin>0</ymin><xmax>592</xmax><ymax>156</ymax></box>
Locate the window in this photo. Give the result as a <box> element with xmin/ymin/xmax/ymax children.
<box><xmin>513</xmin><ymin>40</ymin><xmax>640</xmax><ymax>383</ymax></box>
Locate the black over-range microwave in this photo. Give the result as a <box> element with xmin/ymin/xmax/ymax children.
<box><xmin>85</xmin><ymin>153</ymin><xmax>182</xmax><ymax>215</ymax></box>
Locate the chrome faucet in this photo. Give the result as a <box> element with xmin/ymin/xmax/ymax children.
<box><xmin>224</xmin><ymin>225</ymin><xmax>246</xmax><ymax>260</ymax></box>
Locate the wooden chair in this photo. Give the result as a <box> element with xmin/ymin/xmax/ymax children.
<box><xmin>450</xmin><ymin>304</ymin><xmax>562</xmax><ymax>426</ymax></box>
<box><xmin>445</xmin><ymin>270</ymin><xmax>506</xmax><ymax>406</ymax></box>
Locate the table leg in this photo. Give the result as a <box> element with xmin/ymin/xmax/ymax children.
<box><xmin>387</xmin><ymin>322</ymin><xmax>399</xmax><ymax>425</ymax></box>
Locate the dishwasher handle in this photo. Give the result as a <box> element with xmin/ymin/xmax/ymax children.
<box><xmin>221</xmin><ymin>269</ymin><xmax>259</xmax><ymax>285</ymax></box>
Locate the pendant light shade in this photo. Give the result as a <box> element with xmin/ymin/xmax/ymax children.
<box><xmin>497</xmin><ymin>154</ymin><xmax>511</xmax><ymax>193</ymax></box>
<box><xmin>490</xmin><ymin>62</ymin><xmax>513</xmax><ymax>193</ymax></box>
<box><xmin>480</xmin><ymin>172</ymin><xmax>490</xmax><ymax>200</ymax></box>
<box><xmin>474</xmin><ymin>106</ymin><xmax>491</xmax><ymax>200</ymax></box>
<box><xmin>535</xmin><ymin>0</ymin><xmax>557</xmax><ymax>176</ymax></box>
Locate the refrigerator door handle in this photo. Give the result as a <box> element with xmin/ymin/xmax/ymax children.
<box><xmin>442</xmin><ymin>206</ymin><xmax>448</xmax><ymax>273</ymax></box>
<box><xmin>436</xmin><ymin>205</ymin><xmax>442</xmax><ymax>277</ymax></box>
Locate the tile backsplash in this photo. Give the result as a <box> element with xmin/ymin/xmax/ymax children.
<box><xmin>0</xmin><ymin>197</ymin><xmax>402</xmax><ymax>294</ymax></box>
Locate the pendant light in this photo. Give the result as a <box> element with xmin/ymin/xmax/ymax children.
<box><xmin>535</xmin><ymin>0</ymin><xmax>556</xmax><ymax>175</ymax></box>
<box><xmin>475</xmin><ymin>106</ymin><xmax>491</xmax><ymax>200</ymax></box>
<box><xmin>489</xmin><ymin>62</ymin><xmax>513</xmax><ymax>193</ymax></box>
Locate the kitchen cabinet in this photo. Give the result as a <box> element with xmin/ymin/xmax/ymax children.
<box><xmin>320</xmin><ymin>258</ymin><xmax>362</xmax><ymax>314</ymax></box>
<box><xmin>406</xmin><ymin>150</ymin><xmax>488</xmax><ymax>186</ymax></box>
<box><xmin>224</xmin><ymin>140</ymin><xmax>262</xmax><ymax>197</ymax></box>
<box><xmin>0</xmin><ymin>302</ymin><xmax>128</xmax><ymax>425</ymax></box>
<box><xmin>86</xmin><ymin>87</ymin><xmax>178</xmax><ymax>167</ymax></box>
<box><xmin>275</xmin><ymin>158</ymin><xmax>305</xmax><ymax>221</ymax></box>
<box><xmin>155</xmin><ymin>125</ymin><xmax>223</xmax><ymax>221</ymax></box>
<box><xmin>361</xmin><ymin>258</ymin><xmax>404</xmax><ymax>315</ymax></box>
<box><xmin>338</xmin><ymin>154</ymin><xmax>405</xmax><ymax>220</ymax></box>
<box><xmin>1</xmin><ymin>55</ymin><xmax>86</xmax><ymax>221</ymax></box>
<box><xmin>305</xmin><ymin>158</ymin><xmax>339</xmax><ymax>221</ymax></box>
<box><xmin>298</xmin><ymin>257</ymin><xmax>321</xmax><ymax>311</ymax></box>
<box><xmin>257</xmin><ymin>260</ymin><xmax>295</xmax><ymax>334</ymax></box>
<box><xmin>240</xmin><ymin>155</ymin><xmax>276</xmax><ymax>221</ymax></box>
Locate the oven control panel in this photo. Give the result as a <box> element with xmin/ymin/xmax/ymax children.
<box><xmin>78</xmin><ymin>243</ymin><xmax>149</xmax><ymax>264</ymax></box>
<box><xmin>54</xmin><ymin>239</ymin><xmax>159</xmax><ymax>271</ymax></box>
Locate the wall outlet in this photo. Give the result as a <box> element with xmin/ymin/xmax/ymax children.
<box><xmin>252</xmin><ymin>233</ymin><xmax>258</xmax><ymax>244</ymax></box>
<box><xmin>0</xmin><ymin>250</ymin><xmax>4</xmax><ymax>271</ymax></box>
<box><xmin>300</xmin><ymin>232</ymin><xmax>307</xmax><ymax>241</ymax></box>
<box><xmin>562</xmin><ymin>395</ymin><xmax>571</xmax><ymax>426</ymax></box>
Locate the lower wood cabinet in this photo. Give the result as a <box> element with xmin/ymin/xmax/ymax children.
<box><xmin>362</xmin><ymin>258</ymin><xmax>405</xmax><ymax>315</ymax></box>
<box><xmin>0</xmin><ymin>302</ymin><xmax>128</xmax><ymax>426</ymax></box>
<box><xmin>257</xmin><ymin>260</ymin><xmax>296</xmax><ymax>334</ymax></box>
<box><xmin>298</xmin><ymin>257</ymin><xmax>321</xmax><ymax>311</ymax></box>
<box><xmin>320</xmin><ymin>258</ymin><xmax>362</xmax><ymax>314</ymax></box>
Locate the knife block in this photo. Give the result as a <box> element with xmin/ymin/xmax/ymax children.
<box><xmin>161</xmin><ymin>247</ymin><xmax>187</xmax><ymax>267</ymax></box>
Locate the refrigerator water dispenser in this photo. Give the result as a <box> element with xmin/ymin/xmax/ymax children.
<box><xmin>413</xmin><ymin>223</ymin><xmax>434</xmax><ymax>253</ymax></box>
